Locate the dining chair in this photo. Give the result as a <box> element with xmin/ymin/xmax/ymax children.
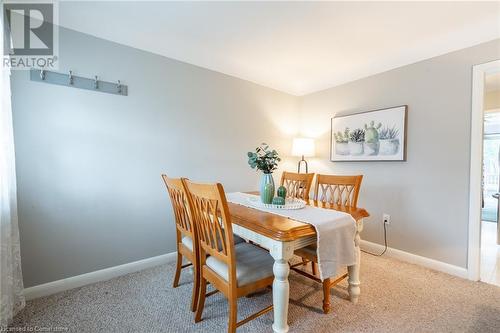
<box><xmin>292</xmin><ymin>174</ymin><xmax>363</xmax><ymax>314</ymax></box>
<box><xmin>161</xmin><ymin>175</ymin><xmax>246</xmax><ymax>313</ymax></box>
<box><xmin>161</xmin><ymin>174</ymin><xmax>200</xmax><ymax>312</ymax></box>
<box><xmin>184</xmin><ymin>180</ymin><xmax>275</xmax><ymax>333</ymax></box>
<box><xmin>280</xmin><ymin>171</ymin><xmax>315</xmax><ymax>200</ymax></box>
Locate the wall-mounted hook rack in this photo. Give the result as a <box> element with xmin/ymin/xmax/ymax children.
<box><xmin>30</xmin><ymin>69</ymin><xmax>128</xmax><ymax>96</ymax></box>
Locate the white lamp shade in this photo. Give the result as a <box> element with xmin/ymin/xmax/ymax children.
<box><xmin>292</xmin><ymin>138</ymin><xmax>315</xmax><ymax>157</ymax></box>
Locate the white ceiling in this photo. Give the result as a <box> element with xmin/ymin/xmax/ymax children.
<box><xmin>59</xmin><ymin>1</ymin><xmax>500</xmax><ymax>96</ymax></box>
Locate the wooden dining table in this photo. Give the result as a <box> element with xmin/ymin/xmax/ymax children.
<box><xmin>227</xmin><ymin>194</ymin><xmax>369</xmax><ymax>333</ymax></box>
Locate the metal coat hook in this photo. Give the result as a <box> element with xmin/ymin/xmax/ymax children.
<box><xmin>30</xmin><ymin>69</ymin><xmax>127</xmax><ymax>96</ymax></box>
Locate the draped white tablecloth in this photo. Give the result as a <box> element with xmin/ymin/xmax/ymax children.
<box><xmin>226</xmin><ymin>192</ymin><xmax>357</xmax><ymax>280</ymax></box>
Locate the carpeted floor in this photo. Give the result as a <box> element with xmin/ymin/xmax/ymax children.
<box><xmin>11</xmin><ymin>253</ymin><xmax>500</xmax><ymax>333</ymax></box>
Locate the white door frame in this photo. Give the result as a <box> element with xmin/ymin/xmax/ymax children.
<box><xmin>468</xmin><ymin>59</ymin><xmax>500</xmax><ymax>281</ymax></box>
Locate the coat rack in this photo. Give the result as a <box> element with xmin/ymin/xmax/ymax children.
<box><xmin>30</xmin><ymin>69</ymin><xmax>128</xmax><ymax>96</ymax></box>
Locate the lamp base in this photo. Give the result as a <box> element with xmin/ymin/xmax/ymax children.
<box><xmin>297</xmin><ymin>156</ymin><xmax>308</xmax><ymax>173</ymax></box>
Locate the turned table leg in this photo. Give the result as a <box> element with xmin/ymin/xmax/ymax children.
<box><xmin>270</xmin><ymin>241</ymin><xmax>294</xmax><ymax>333</ymax></box>
<box><xmin>348</xmin><ymin>219</ymin><xmax>363</xmax><ymax>303</ymax></box>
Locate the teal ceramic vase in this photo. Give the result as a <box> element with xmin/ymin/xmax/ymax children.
<box><xmin>260</xmin><ymin>173</ymin><xmax>275</xmax><ymax>204</ymax></box>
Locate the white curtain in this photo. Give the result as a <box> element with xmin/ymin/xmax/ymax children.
<box><xmin>0</xmin><ymin>3</ymin><xmax>25</xmax><ymax>326</ymax></box>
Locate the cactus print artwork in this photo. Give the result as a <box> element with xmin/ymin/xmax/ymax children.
<box><xmin>331</xmin><ymin>105</ymin><xmax>407</xmax><ymax>161</ymax></box>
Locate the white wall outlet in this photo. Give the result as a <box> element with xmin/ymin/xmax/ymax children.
<box><xmin>383</xmin><ymin>213</ymin><xmax>391</xmax><ymax>225</ymax></box>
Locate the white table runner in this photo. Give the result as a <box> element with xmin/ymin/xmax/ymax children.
<box><xmin>226</xmin><ymin>192</ymin><xmax>357</xmax><ymax>280</ymax></box>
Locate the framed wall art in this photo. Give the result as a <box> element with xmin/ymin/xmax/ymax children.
<box><xmin>331</xmin><ymin>105</ymin><xmax>407</xmax><ymax>161</ymax></box>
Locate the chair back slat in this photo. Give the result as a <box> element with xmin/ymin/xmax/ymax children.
<box><xmin>184</xmin><ymin>181</ymin><xmax>235</xmax><ymax>268</ymax></box>
<box><xmin>315</xmin><ymin>174</ymin><xmax>363</xmax><ymax>208</ymax></box>
<box><xmin>162</xmin><ymin>175</ymin><xmax>193</xmax><ymax>238</ymax></box>
<box><xmin>280</xmin><ymin>171</ymin><xmax>315</xmax><ymax>200</ymax></box>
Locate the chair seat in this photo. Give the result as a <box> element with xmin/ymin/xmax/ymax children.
<box><xmin>294</xmin><ymin>244</ymin><xmax>318</xmax><ymax>261</ymax></box>
<box><xmin>181</xmin><ymin>234</ymin><xmax>245</xmax><ymax>252</ymax></box>
<box><xmin>206</xmin><ymin>242</ymin><xmax>274</xmax><ymax>287</ymax></box>
<box><xmin>181</xmin><ymin>236</ymin><xmax>194</xmax><ymax>251</ymax></box>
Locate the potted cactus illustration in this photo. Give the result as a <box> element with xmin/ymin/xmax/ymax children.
<box><xmin>364</xmin><ymin>121</ymin><xmax>382</xmax><ymax>155</ymax></box>
<box><xmin>379</xmin><ymin>126</ymin><xmax>400</xmax><ymax>155</ymax></box>
<box><xmin>334</xmin><ymin>128</ymin><xmax>350</xmax><ymax>155</ymax></box>
<box><xmin>348</xmin><ymin>128</ymin><xmax>365</xmax><ymax>155</ymax></box>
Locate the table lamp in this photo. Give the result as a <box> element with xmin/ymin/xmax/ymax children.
<box><xmin>292</xmin><ymin>137</ymin><xmax>315</xmax><ymax>173</ymax></box>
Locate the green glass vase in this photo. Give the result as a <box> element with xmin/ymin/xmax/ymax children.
<box><xmin>260</xmin><ymin>173</ymin><xmax>275</xmax><ymax>204</ymax></box>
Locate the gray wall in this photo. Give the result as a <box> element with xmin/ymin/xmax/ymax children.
<box><xmin>300</xmin><ymin>39</ymin><xmax>500</xmax><ymax>268</ymax></box>
<box><xmin>11</xmin><ymin>27</ymin><xmax>299</xmax><ymax>287</ymax></box>
<box><xmin>12</xmin><ymin>26</ymin><xmax>500</xmax><ymax>287</ymax></box>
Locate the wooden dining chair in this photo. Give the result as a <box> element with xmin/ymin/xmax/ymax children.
<box><xmin>161</xmin><ymin>174</ymin><xmax>200</xmax><ymax>312</ymax></box>
<box><xmin>280</xmin><ymin>171</ymin><xmax>315</xmax><ymax>200</ymax></box>
<box><xmin>184</xmin><ymin>180</ymin><xmax>274</xmax><ymax>333</ymax></box>
<box><xmin>292</xmin><ymin>174</ymin><xmax>363</xmax><ymax>314</ymax></box>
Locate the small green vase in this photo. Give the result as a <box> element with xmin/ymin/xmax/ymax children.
<box><xmin>272</xmin><ymin>196</ymin><xmax>285</xmax><ymax>206</ymax></box>
<box><xmin>277</xmin><ymin>186</ymin><xmax>287</xmax><ymax>199</ymax></box>
<box><xmin>260</xmin><ymin>173</ymin><xmax>275</xmax><ymax>204</ymax></box>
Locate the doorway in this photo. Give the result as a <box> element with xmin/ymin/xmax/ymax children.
<box><xmin>482</xmin><ymin>117</ymin><xmax>500</xmax><ymax>224</ymax></box>
<box><xmin>469</xmin><ymin>60</ymin><xmax>500</xmax><ymax>283</ymax></box>
<box><xmin>481</xmin><ymin>108</ymin><xmax>500</xmax><ymax>285</ymax></box>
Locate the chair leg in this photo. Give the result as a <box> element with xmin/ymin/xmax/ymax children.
<box><xmin>195</xmin><ymin>278</ymin><xmax>207</xmax><ymax>323</ymax></box>
<box><xmin>312</xmin><ymin>262</ymin><xmax>318</xmax><ymax>276</ymax></box>
<box><xmin>228</xmin><ymin>295</ymin><xmax>238</xmax><ymax>333</ymax></box>
<box><xmin>302</xmin><ymin>258</ymin><xmax>308</xmax><ymax>266</ymax></box>
<box><xmin>322</xmin><ymin>278</ymin><xmax>331</xmax><ymax>314</ymax></box>
<box><xmin>190</xmin><ymin>262</ymin><xmax>200</xmax><ymax>312</ymax></box>
<box><xmin>173</xmin><ymin>252</ymin><xmax>182</xmax><ymax>288</ymax></box>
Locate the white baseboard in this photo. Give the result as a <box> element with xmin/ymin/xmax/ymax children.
<box><xmin>360</xmin><ymin>240</ymin><xmax>468</xmax><ymax>279</ymax></box>
<box><xmin>24</xmin><ymin>252</ymin><xmax>178</xmax><ymax>301</ymax></box>
<box><xmin>24</xmin><ymin>242</ymin><xmax>469</xmax><ymax>301</ymax></box>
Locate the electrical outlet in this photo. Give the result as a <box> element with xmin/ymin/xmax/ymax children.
<box><xmin>383</xmin><ymin>213</ymin><xmax>391</xmax><ymax>225</ymax></box>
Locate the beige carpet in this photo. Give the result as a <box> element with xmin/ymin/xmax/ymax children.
<box><xmin>11</xmin><ymin>253</ymin><xmax>500</xmax><ymax>332</ymax></box>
